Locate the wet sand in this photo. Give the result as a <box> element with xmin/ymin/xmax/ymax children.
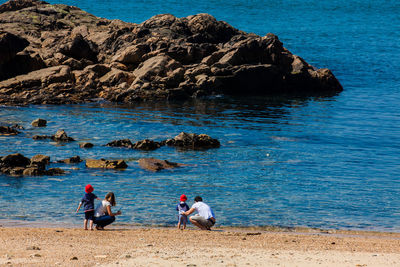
<box><xmin>1</xmin><ymin>226</ymin><xmax>400</xmax><ymax>266</ymax></box>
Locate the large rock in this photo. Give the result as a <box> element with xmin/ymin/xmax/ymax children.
<box><xmin>31</xmin><ymin>118</ymin><xmax>47</xmax><ymax>127</ymax></box>
<box><xmin>106</xmin><ymin>139</ymin><xmax>133</xmax><ymax>148</ymax></box>
<box><xmin>133</xmin><ymin>139</ymin><xmax>162</xmax><ymax>151</ymax></box>
<box><xmin>85</xmin><ymin>159</ymin><xmax>127</xmax><ymax>169</ymax></box>
<box><xmin>138</xmin><ymin>158</ymin><xmax>183</xmax><ymax>172</ymax></box>
<box><xmin>165</xmin><ymin>132</ymin><xmax>220</xmax><ymax>149</ymax></box>
<box><xmin>52</xmin><ymin>130</ymin><xmax>75</xmax><ymax>141</ymax></box>
<box><xmin>0</xmin><ymin>0</ymin><xmax>343</xmax><ymax>105</ymax></box>
<box><xmin>0</xmin><ymin>153</ymin><xmax>30</xmax><ymax>168</ymax></box>
<box><xmin>0</xmin><ymin>126</ymin><xmax>20</xmax><ymax>135</ymax></box>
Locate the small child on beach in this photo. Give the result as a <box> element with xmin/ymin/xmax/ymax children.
<box><xmin>176</xmin><ymin>194</ymin><xmax>190</xmax><ymax>230</ymax></box>
<box><xmin>76</xmin><ymin>184</ymin><xmax>101</xmax><ymax>230</ymax></box>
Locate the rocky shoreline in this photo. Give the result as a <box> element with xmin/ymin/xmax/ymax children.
<box><xmin>0</xmin><ymin>0</ymin><xmax>342</xmax><ymax>106</ymax></box>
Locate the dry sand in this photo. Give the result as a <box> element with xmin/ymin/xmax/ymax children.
<box><xmin>1</xmin><ymin>226</ymin><xmax>400</xmax><ymax>266</ymax></box>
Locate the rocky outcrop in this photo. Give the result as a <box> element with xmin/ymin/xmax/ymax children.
<box><xmin>165</xmin><ymin>132</ymin><xmax>220</xmax><ymax>149</ymax></box>
<box><xmin>85</xmin><ymin>159</ymin><xmax>128</xmax><ymax>169</ymax></box>
<box><xmin>0</xmin><ymin>0</ymin><xmax>342</xmax><ymax>106</ymax></box>
<box><xmin>0</xmin><ymin>153</ymin><xmax>64</xmax><ymax>176</ymax></box>
<box><xmin>79</xmin><ymin>142</ymin><xmax>93</xmax><ymax>148</ymax></box>
<box><xmin>138</xmin><ymin>158</ymin><xmax>184</xmax><ymax>172</ymax></box>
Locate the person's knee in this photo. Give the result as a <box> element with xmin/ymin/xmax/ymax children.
<box><xmin>189</xmin><ymin>217</ymin><xmax>195</xmax><ymax>223</ymax></box>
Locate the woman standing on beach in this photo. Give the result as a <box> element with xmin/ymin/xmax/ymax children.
<box><xmin>94</xmin><ymin>192</ymin><xmax>121</xmax><ymax>230</ymax></box>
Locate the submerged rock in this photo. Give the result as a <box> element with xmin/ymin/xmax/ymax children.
<box><xmin>85</xmin><ymin>159</ymin><xmax>127</xmax><ymax>169</ymax></box>
<box><xmin>0</xmin><ymin>0</ymin><xmax>342</xmax><ymax>105</ymax></box>
<box><xmin>138</xmin><ymin>158</ymin><xmax>184</xmax><ymax>172</ymax></box>
<box><xmin>165</xmin><ymin>132</ymin><xmax>220</xmax><ymax>149</ymax></box>
<box><xmin>57</xmin><ymin>156</ymin><xmax>82</xmax><ymax>164</ymax></box>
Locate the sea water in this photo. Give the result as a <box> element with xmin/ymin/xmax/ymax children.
<box><xmin>0</xmin><ymin>0</ymin><xmax>399</xmax><ymax>231</ymax></box>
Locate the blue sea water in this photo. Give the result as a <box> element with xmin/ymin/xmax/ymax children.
<box><xmin>0</xmin><ymin>0</ymin><xmax>399</xmax><ymax>231</ymax></box>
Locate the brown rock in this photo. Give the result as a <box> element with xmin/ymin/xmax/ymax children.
<box><xmin>31</xmin><ymin>154</ymin><xmax>50</xmax><ymax>165</ymax></box>
<box><xmin>138</xmin><ymin>158</ymin><xmax>183</xmax><ymax>172</ymax></box>
<box><xmin>79</xmin><ymin>142</ymin><xmax>94</xmax><ymax>148</ymax></box>
<box><xmin>57</xmin><ymin>156</ymin><xmax>82</xmax><ymax>164</ymax></box>
<box><xmin>0</xmin><ymin>126</ymin><xmax>20</xmax><ymax>135</ymax></box>
<box><xmin>165</xmin><ymin>132</ymin><xmax>220</xmax><ymax>149</ymax></box>
<box><xmin>133</xmin><ymin>139</ymin><xmax>161</xmax><ymax>151</ymax></box>
<box><xmin>52</xmin><ymin>130</ymin><xmax>75</xmax><ymax>142</ymax></box>
<box><xmin>85</xmin><ymin>159</ymin><xmax>127</xmax><ymax>169</ymax></box>
<box><xmin>106</xmin><ymin>139</ymin><xmax>133</xmax><ymax>148</ymax></box>
<box><xmin>0</xmin><ymin>153</ymin><xmax>30</xmax><ymax>168</ymax></box>
<box><xmin>31</xmin><ymin>118</ymin><xmax>47</xmax><ymax>127</ymax></box>
<box><xmin>22</xmin><ymin>167</ymin><xmax>44</xmax><ymax>176</ymax></box>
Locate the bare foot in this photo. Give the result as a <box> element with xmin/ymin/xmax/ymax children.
<box><xmin>84</xmin><ymin>228</ymin><xmax>88</xmax><ymax>230</ymax></box>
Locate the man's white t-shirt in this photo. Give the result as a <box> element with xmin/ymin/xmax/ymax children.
<box><xmin>192</xmin><ymin>201</ymin><xmax>215</xmax><ymax>219</ymax></box>
<box><xmin>95</xmin><ymin>200</ymin><xmax>111</xmax><ymax>217</ymax></box>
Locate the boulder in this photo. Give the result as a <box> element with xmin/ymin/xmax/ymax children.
<box><xmin>0</xmin><ymin>153</ymin><xmax>30</xmax><ymax>168</ymax></box>
<box><xmin>23</xmin><ymin>166</ymin><xmax>44</xmax><ymax>176</ymax></box>
<box><xmin>31</xmin><ymin>154</ymin><xmax>50</xmax><ymax>165</ymax></box>
<box><xmin>79</xmin><ymin>142</ymin><xmax>94</xmax><ymax>148</ymax></box>
<box><xmin>138</xmin><ymin>158</ymin><xmax>183</xmax><ymax>172</ymax></box>
<box><xmin>57</xmin><ymin>156</ymin><xmax>82</xmax><ymax>164</ymax></box>
<box><xmin>164</xmin><ymin>132</ymin><xmax>220</xmax><ymax>149</ymax></box>
<box><xmin>0</xmin><ymin>126</ymin><xmax>20</xmax><ymax>135</ymax></box>
<box><xmin>112</xmin><ymin>44</ymin><xmax>149</xmax><ymax>65</ymax></box>
<box><xmin>85</xmin><ymin>159</ymin><xmax>128</xmax><ymax>169</ymax></box>
<box><xmin>106</xmin><ymin>139</ymin><xmax>133</xmax><ymax>148</ymax></box>
<box><xmin>52</xmin><ymin>130</ymin><xmax>75</xmax><ymax>142</ymax></box>
<box><xmin>31</xmin><ymin>118</ymin><xmax>47</xmax><ymax>127</ymax></box>
<box><xmin>133</xmin><ymin>139</ymin><xmax>161</xmax><ymax>151</ymax></box>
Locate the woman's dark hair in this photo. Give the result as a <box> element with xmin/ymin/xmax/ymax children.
<box><xmin>194</xmin><ymin>196</ymin><xmax>202</xmax><ymax>202</ymax></box>
<box><xmin>105</xmin><ymin>192</ymin><xmax>116</xmax><ymax>206</ymax></box>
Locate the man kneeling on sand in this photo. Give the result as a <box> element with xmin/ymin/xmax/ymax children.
<box><xmin>182</xmin><ymin>196</ymin><xmax>216</xmax><ymax>230</ymax></box>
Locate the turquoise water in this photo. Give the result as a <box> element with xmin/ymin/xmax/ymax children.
<box><xmin>0</xmin><ymin>0</ymin><xmax>399</xmax><ymax>231</ymax></box>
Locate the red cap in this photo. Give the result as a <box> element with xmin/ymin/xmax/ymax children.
<box><xmin>180</xmin><ymin>194</ymin><xmax>187</xmax><ymax>202</ymax></box>
<box><xmin>85</xmin><ymin>184</ymin><xmax>94</xmax><ymax>193</ymax></box>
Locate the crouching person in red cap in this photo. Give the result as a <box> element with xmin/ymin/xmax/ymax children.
<box><xmin>182</xmin><ymin>196</ymin><xmax>216</xmax><ymax>230</ymax></box>
<box><xmin>93</xmin><ymin>192</ymin><xmax>122</xmax><ymax>230</ymax></box>
<box><xmin>176</xmin><ymin>194</ymin><xmax>190</xmax><ymax>230</ymax></box>
<box><xmin>76</xmin><ymin>184</ymin><xmax>101</xmax><ymax>230</ymax></box>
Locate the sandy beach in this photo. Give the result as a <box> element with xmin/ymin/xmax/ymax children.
<box><xmin>1</xmin><ymin>226</ymin><xmax>400</xmax><ymax>267</ymax></box>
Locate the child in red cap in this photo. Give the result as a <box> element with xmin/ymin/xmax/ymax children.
<box><xmin>176</xmin><ymin>194</ymin><xmax>189</xmax><ymax>230</ymax></box>
<box><xmin>76</xmin><ymin>184</ymin><xmax>101</xmax><ymax>230</ymax></box>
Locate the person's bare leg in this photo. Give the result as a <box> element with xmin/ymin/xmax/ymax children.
<box><xmin>89</xmin><ymin>220</ymin><xmax>94</xmax><ymax>230</ymax></box>
<box><xmin>189</xmin><ymin>217</ymin><xmax>206</xmax><ymax>230</ymax></box>
<box><xmin>177</xmin><ymin>221</ymin><xmax>181</xmax><ymax>229</ymax></box>
<box><xmin>183</xmin><ymin>222</ymin><xmax>186</xmax><ymax>230</ymax></box>
<box><xmin>84</xmin><ymin>219</ymin><xmax>88</xmax><ymax>230</ymax></box>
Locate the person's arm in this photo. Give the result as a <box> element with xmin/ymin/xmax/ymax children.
<box><xmin>96</xmin><ymin>197</ymin><xmax>101</xmax><ymax>200</ymax></box>
<box><xmin>182</xmin><ymin>207</ymin><xmax>195</xmax><ymax>216</ymax></box>
<box><xmin>106</xmin><ymin>205</ymin><xmax>121</xmax><ymax>216</ymax></box>
<box><xmin>76</xmin><ymin>202</ymin><xmax>82</xmax><ymax>213</ymax></box>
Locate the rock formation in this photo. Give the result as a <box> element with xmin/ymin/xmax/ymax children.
<box><xmin>0</xmin><ymin>0</ymin><xmax>342</xmax><ymax>105</ymax></box>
